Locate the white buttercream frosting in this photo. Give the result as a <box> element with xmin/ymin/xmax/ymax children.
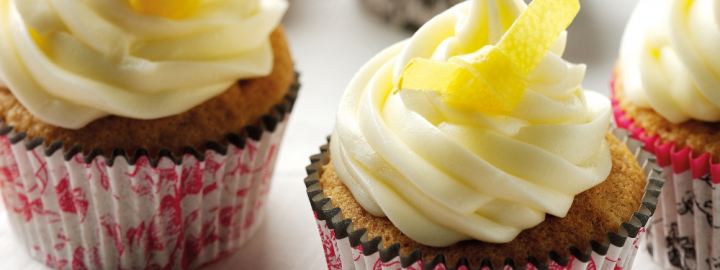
<box><xmin>620</xmin><ymin>0</ymin><xmax>720</xmax><ymax>123</ymax></box>
<box><xmin>331</xmin><ymin>0</ymin><xmax>612</xmax><ymax>246</ymax></box>
<box><xmin>0</xmin><ymin>0</ymin><xmax>287</xmax><ymax>129</ymax></box>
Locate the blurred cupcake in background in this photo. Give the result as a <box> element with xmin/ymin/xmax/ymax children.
<box><xmin>613</xmin><ymin>0</ymin><xmax>720</xmax><ymax>269</ymax></box>
<box><xmin>0</xmin><ymin>0</ymin><xmax>298</xmax><ymax>268</ymax></box>
<box><xmin>306</xmin><ymin>0</ymin><xmax>661</xmax><ymax>269</ymax></box>
<box><xmin>359</xmin><ymin>0</ymin><xmax>463</xmax><ymax>29</ymax></box>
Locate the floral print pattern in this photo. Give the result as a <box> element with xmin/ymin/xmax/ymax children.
<box><xmin>0</xmin><ymin>120</ymin><xmax>288</xmax><ymax>270</ymax></box>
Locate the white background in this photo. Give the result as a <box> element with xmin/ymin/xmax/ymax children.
<box><xmin>0</xmin><ymin>0</ymin><xmax>663</xmax><ymax>269</ymax></box>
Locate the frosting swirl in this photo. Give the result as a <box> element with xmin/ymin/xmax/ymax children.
<box><xmin>620</xmin><ymin>0</ymin><xmax>720</xmax><ymax>123</ymax></box>
<box><xmin>0</xmin><ymin>0</ymin><xmax>287</xmax><ymax>129</ymax></box>
<box><xmin>331</xmin><ymin>0</ymin><xmax>612</xmax><ymax>246</ymax></box>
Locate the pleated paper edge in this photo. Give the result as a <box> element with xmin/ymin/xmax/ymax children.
<box><xmin>304</xmin><ymin>127</ymin><xmax>664</xmax><ymax>270</ymax></box>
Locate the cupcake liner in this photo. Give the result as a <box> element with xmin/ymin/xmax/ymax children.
<box><xmin>612</xmin><ymin>79</ymin><xmax>720</xmax><ymax>270</ymax></box>
<box><xmin>305</xmin><ymin>127</ymin><xmax>663</xmax><ymax>270</ymax></box>
<box><xmin>359</xmin><ymin>0</ymin><xmax>462</xmax><ymax>29</ymax></box>
<box><xmin>0</xmin><ymin>77</ymin><xmax>299</xmax><ymax>270</ymax></box>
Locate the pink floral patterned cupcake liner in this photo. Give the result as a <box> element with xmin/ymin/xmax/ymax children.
<box><xmin>612</xmin><ymin>79</ymin><xmax>720</xmax><ymax>270</ymax></box>
<box><xmin>0</xmin><ymin>79</ymin><xmax>299</xmax><ymax>270</ymax></box>
<box><xmin>304</xmin><ymin>128</ymin><xmax>663</xmax><ymax>270</ymax></box>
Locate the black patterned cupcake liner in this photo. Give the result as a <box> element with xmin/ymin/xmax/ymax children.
<box><xmin>305</xmin><ymin>127</ymin><xmax>663</xmax><ymax>270</ymax></box>
<box><xmin>612</xmin><ymin>80</ymin><xmax>720</xmax><ymax>270</ymax></box>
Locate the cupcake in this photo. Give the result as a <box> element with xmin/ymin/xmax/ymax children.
<box><xmin>306</xmin><ymin>0</ymin><xmax>661</xmax><ymax>269</ymax></box>
<box><xmin>359</xmin><ymin>0</ymin><xmax>462</xmax><ymax>29</ymax></box>
<box><xmin>614</xmin><ymin>0</ymin><xmax>720</xmax><ymax>269</ymax></box>
<box><xmin>0</xmin><ymin>0</ymin><xmax>297</xmax><ymax>269</ymax></box>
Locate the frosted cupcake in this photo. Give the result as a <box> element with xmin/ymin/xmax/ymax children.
<box><xmin>359</xmin><ymin>0</ymin><xmax>462</xmax><ymax>29</ymax></box>
<box><xmin>614</xmin><ymin>0</ymin><xmax>720</xmax><ymax>269</ymax></box>
<box><xmin>0</xmin><ymin>0</ymin><xmax>297</xmax><ymax>269</ymax></box>
<box><xmin>307</xmin><ymin>0</ymin><xmax>660</xmax><ymax>269</ymax></box>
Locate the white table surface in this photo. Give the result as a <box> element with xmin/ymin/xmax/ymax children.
<box><xmin>0</xmin><ymin>0</ymin><xmax>664</xmax><ymax>269</ymax></box>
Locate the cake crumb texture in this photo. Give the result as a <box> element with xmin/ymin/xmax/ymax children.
<box><xmin>319</xmin><ymin>134</ymin><xmax>646</xmax><ymax>266</ymax></box>
<box><xmin>0</xmin><ymin>28</ymin><xmax>295</xmax><ymax>155</ymax></box>
<box><xmin>615</xmin><ymin>68</ymin><xmax>720</xmax><ymax>157</ymax></box>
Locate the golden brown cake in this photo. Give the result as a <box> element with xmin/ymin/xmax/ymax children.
<box><xmin>614</xmin><ymin>69</ymin><xmax>720</xmax><ymax>157</ymax></box>
<box><xmin>0</xmin><ymin>28</ymin><xmax>296</xmax><ymax>155</ymax></box>
<box><xmin>306</xmin><ymin>0</ymin><xmax>658</xmax><ymax>268</ymax></box>
<box><xmin>614</xmin><ymin>1</ymin><xmax>720</xmax><ymax>268</ymax></box>
<box><xmin>317</xmin><ymin>134</ymin><xmax>646</xmax><ymax>267</ymax></box>
<box><xmin>0</xmin><ymin>1</ymin><xmax>297</xmax><ymax>269</ymax></box>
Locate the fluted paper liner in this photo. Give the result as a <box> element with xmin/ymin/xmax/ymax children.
<box><xmin>612</xmin><ymin>78</ymin><xmax>720</xmax><ymax>270</ymax></box>
<box><xmin>305</xmin><ymin>127</ymin><xmax>662</xmax><ymax>270</ymax></box>
<box><xmin>0</xmin><ymin>78</ymin><xmax>299</xmax><ymax>269</ymax></box>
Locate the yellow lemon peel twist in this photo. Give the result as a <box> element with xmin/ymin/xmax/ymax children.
<box><xmin>128</xmin><ymin>0</ymin><xmax>203</xmax><ymax>19</ymax></box>
<box><xmin>399</xmin><ymin>0</ymin><xmax>581</xmax><ymax>114</ymax></box>
<box><xmin>28</xmin><ymin>26</ymin><xmax>50</xmax><ymax>54</ymax></box>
